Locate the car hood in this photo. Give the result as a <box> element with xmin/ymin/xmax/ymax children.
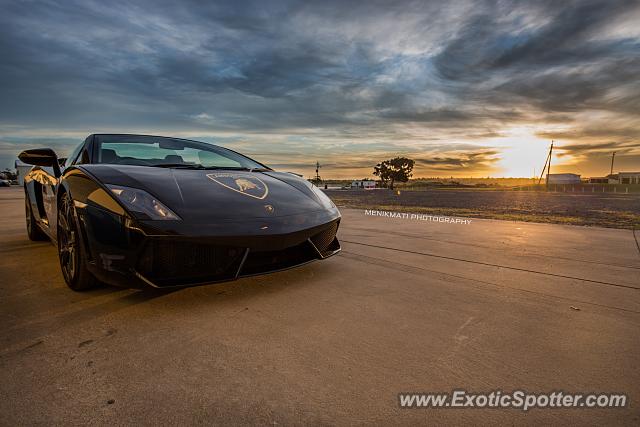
<box><xmin>80</xmin><ymin>165</ymin><xmax>328</xmax><ymax>221</ymax></box>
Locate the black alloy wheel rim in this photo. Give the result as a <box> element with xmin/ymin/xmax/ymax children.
<box><xmin>58</xmin><ymin>195</ymin><xmax>78</xmax><ymax>282</ymax></box>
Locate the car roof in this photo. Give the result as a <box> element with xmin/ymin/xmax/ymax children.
<box><xmin>91</xmin><ymin>133</ymin><xmax>207</xmax><ymax>144</ymax></box>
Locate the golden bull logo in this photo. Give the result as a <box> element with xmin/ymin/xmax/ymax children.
<box><xmin>235</xmin><ymin>178</ymin><xmax>257</xmax><ymax>192</ymax></box>
<box><xmin>206</xmin><ymin>173</ymin><xmax>269</xmax><ymax>200</ymax></box>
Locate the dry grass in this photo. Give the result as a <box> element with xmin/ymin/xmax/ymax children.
<box><xmin>326</xmin><ymin>189</ymin><xmax>640</xmax><ymax>229</ymax></box>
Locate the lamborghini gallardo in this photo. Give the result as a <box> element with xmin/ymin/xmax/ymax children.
<box><xmin>20</xmin><ymin>134</ymin><xmax>341</xmax><ymax>290</ymax></box>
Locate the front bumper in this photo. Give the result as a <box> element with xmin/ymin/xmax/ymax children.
<box><xmin>76</xmin><ymin>205</ymin><xmax>341</xmax><ymax>288</ymax></box>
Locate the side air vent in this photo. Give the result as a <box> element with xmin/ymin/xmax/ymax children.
<box><xmin>309</xmin><ymin>221</ymin><xmax>340</xmax><ymax>257</ymax></box>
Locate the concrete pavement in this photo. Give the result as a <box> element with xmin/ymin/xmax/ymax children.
<box><xmin>1</xmin><ymin>187</ymin><xmax>639</xmax><ymax>425</ymax></box>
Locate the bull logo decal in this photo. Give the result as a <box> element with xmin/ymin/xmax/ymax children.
<box><xmin>235</xmin><ymin>178</ymin><xmax>257</xmax><ymax>192</ymax></box>
<box><xmin>207</xmin><ymin>173</ymin><xmax>269</xmax><ymax>200</ymax></box>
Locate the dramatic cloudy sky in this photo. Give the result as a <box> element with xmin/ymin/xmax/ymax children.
<box><xmin>1</xmin><ymin>0</ymin><xmax>639</xmax><ymax>178</ymax></box>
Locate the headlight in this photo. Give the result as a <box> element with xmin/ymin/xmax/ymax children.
<box><xmin>106</xmin><ymin>185</ymin><xmax>180</xmax><ymax>220</ymax></box>
<box><xmin>309</xmin><ymin>184</ymin><xmax>336</xmax><ymax>209</ymax></box>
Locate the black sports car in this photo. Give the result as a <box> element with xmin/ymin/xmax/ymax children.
<box><xmin>19</xmin><ymin>134</ymin><xmax>340</xmax><ymax>290</ymax></box>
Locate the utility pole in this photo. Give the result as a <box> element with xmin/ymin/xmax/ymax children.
<box><xmin>538</xmin><ymin>141</ymin><xmax>554</xmax><ymax>186</ymax></box>
<box><xmin>313</xmin><ymin>161</ymin><xmax>322</xmax><ymax>186</ymax></box>
<box><xmin>537</xmin><ymin>155</ymin><xmax>548</xmax><ymax>185</ymax></box>
<box><xmin>610</xmin><ymin>152</ymin><xmax>616</xmax><ymax>176</ymax></box>
<box><xmin>545</xmin><ymin>140</ymin><xmax>554</xmax><ymax>188</ymax></box>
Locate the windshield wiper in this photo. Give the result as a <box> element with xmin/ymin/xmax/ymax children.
<box><xmin>153</xmin><ymin>164</ymin><xmax>271</xmax><ymax>171</ymax></box>
<box><xmin>153</xmin><ymin>163</ymin><xmax>207</xmax><ymax>169</ymax></box>
<box><xmin>200</xmin><ymin>166</ymin><xmax>271</xmax><ymax>172</ymax></box>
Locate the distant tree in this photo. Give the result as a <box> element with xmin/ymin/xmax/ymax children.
<box><xmin>373</xmin><ymin>157</ymin><xmax>414</xmax><ymax>189</ymax></box>
<box><xmin>373</xmin><ymin>163</ymin><xmax>389</xmax><ymax>187</ymax></box>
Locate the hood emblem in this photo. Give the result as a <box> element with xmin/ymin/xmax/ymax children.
<box><xmin>206</xmin><ymin>173</ymin><xmax>269</xmax><ymax>200</ymax></box>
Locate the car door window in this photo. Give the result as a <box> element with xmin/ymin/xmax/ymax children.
<box><xmin>75</xmin><ymin>148</ymin><xmax>91</xmax><ymax>165</ymax></box>
<box><xmin>64</xmin><ymin>143</ymin><xmax>84</xmax><ymax>169</ymax></box>
<box><xmin>73</xmin><ymin>137</ymin><xmax>93</xmax><ymax>165</ymax></box>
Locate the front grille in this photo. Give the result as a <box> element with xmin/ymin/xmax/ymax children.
<box><xmin>134</xmin><ymin>221</ymin><xmax>340</xmax><ymax>287</ymax></box>
<box><xmin>137</xmin><ymin>240</ymin><xmax>244</xmax><ymax>286</ymax></box>
<box><xmin>310</xmin><ymin>221</ymin><xmax>339</xmax><ymax>255</ymax></box>
<box><xmin>240</xmin><ymin>240</ymin><xmax>317</xmax><ymax>276</ymax></box>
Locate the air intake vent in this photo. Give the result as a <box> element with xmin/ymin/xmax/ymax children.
<box><xmin>137</xmin><ymin>240</ymin><xmax>244</xmax><ymax>286</ymax></box>
<box><xmin>240</xmin><ymin>240</ymin><xmax>317</xmax><ymax>276</ymax></box>
<box><xmin>310</xmin><ymin>221</ymin><xmax>339</xmax><ymax>255</ymax></box>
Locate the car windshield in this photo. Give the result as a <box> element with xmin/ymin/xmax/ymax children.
<box><xmin>95</xmin><ymin>135</ymin><xmax>269</xmax><ymax>170</ymax></box>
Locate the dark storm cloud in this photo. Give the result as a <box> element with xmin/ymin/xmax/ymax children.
<box><xmin>414</xmin><ymin>150</ymin><xmax>500</xmax><ymax>171</ymax></box>
<box><xmin>434</xmin><ymin>0</ymin><xmax>640</xmax><ymax>113</ymax></box>
<box><xmin>554</xmin><ymin>141</ymin><xmax>640</xmax><ymax>157</ymax></box>
<box><xmin>537</xmin><ymin>126</ymin><xmax>639</xmax><ymax>142</ymax></box>
<box><xmin>492</xmin><ymin>1</ymin><xmax>631</xmax><ymax>69</ymax></box>
<box><xmin>0</xmin><ymin>0</ymin><xmax>638</xmax><ymax>175</ymax></box>
<box><xmin>434</xmin><ymin>0</ymin><xmax>633</xmax><ymax>74</ymax></box>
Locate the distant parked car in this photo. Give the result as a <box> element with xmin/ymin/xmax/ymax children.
<box><xmin>0</xmin><ymin>179</ymin><xmax>11</xmax><ymax>187</ymax></box>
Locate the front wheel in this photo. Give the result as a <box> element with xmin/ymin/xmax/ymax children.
<box><xmin>57</xmin><ymin>192</ymin><xmax>97</xmax><ymax>291</ymax></box>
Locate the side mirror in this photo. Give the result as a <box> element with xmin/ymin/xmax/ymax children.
<box><xmin>18</xmin><ymin>148</ymin><xmax>61</xmax><ymax>177</ymax></box>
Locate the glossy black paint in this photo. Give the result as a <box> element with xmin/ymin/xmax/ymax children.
<box><xmin>20</xmin><ymin>134</ymin><xmax>341</xmax><ymax>289</ymax></box>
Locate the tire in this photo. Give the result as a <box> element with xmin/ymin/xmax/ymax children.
<box><xmin>57</xmin><ymin>192</ymin><xmax>98</xmax><ymax>291</ymax></box>
<box><xmin>25</xmin><ymin>195</ymin><xmax>47</xmax><ymax>241</ymax></box>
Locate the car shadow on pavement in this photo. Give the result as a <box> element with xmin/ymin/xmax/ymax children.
<box><xmin>2</xmin><ymin>258</ymin><xmax>340</xmax><ymax>355</ymax></box>
<box><xmin>1</xmin><ymin>286</ymin><xmax>180</xmax><ymax>352</ymax></box>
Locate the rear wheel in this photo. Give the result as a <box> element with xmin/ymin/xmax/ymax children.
<box><xmin>57</xmin><ymin>192</ymin><xmax>97</xmax><ymax>291</ymax></box>
<box><xmin>25</xmin><ymin>195</ymin><xmax>47</xmax><ymax>241</ymax></box>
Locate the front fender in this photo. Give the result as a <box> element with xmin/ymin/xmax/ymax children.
<box><xmin>58</xmin><ymin>168</ymin><xmax>130</xmax><ymax>263</ymax></box>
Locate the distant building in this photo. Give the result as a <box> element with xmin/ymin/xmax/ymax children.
<box><xmin>618</xmin><ymin>172</ymin><xmax>640</xmax><ymax>185</ymax></box>
<box><xmin>547</xmin><ymin>173</ymin><xmax>581</xmax><ymax>184</ymax></box>
<box><xmin>585</xmin><ymin>175</ymin><xmax>618</xmax><ymax>184</ymax></box>
<box><xmin>351</xmin><ymin>179</ymin><xmax>376</xmax><ymax>189</ymax></box>
<box><xmin>588</xmin><ymin>177</ymin><xmax>608</xmax><ymax>184</ymax></box>
<box><xmin>589</xmin><ymin>174</ymin><xmax>619</xmax><ymax>184</ymax></box>
<box><xmin>15</xmin><ymin>159</ymin><xmax>32</xmax><ymax>186</ymax></box>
